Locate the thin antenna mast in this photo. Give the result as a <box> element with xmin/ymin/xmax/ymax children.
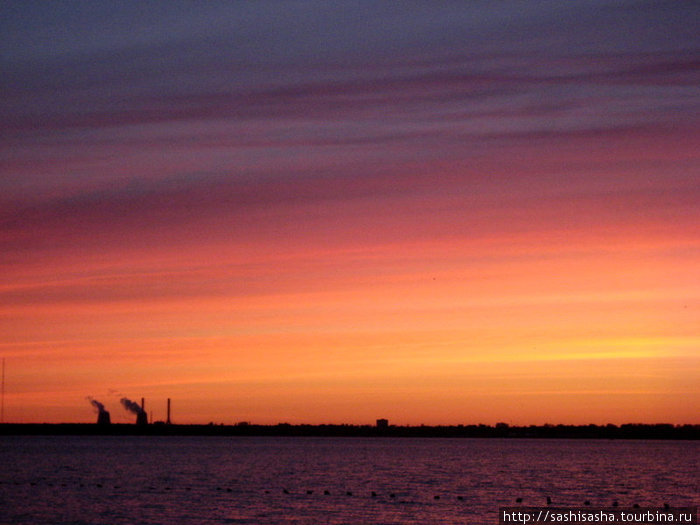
<box><xmin>1</xmin><ymin>358</ymin><xmax>5</xmax><ymax>424</ymax></box>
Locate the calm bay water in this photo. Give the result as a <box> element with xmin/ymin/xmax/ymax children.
<box><xmin>0</xmin><ymin>436</ymin><xmax>697</xmax><ymax>524</ymax></box>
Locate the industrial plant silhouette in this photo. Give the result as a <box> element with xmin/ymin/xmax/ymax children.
<box><xmin>88</xmin><ymin>397</ymin><xmax>110</xmax><ymax>425</ymax></box>
<box><xmin>0</xmin><ymin>398</ymin><xmax>697</xmax><ymax>440</ymax></box>
<box><xmin>120</xmin><ymin>397</ymin><xmax>149</xmax><ymax>426</ymax></box>
<box><xmin>88</xmin><ymin>397</ymin><xmax>173</xmax><ymax>426</ymax></box>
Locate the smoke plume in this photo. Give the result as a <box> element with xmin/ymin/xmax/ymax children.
<box><xmin>87</xmin><ymin>396</ymin><xmax>109</xmax><ymax>415</ymax></box>
<box><xmin>87</xmin><ymin>396</ymin><xmax>111</xmax><ymax>425</ymax></box>
<box><xmin>120</xmin><ymin>397</ymin><xmax>144</xmax><ymax>414</ymax></box>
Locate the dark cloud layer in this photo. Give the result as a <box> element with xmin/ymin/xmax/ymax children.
<box><xmin>1</xmin><ymin>1</ymin><xmax>698</xmax><ymax>269</ymax></box>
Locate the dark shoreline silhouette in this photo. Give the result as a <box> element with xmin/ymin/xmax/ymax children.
<box><xmin>1</xmin><ymin>422</ymin><xmax>697</xmax><ymax>439</ymax></box>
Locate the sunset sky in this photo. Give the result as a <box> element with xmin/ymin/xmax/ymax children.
<box><xmin>1</xmin><ymin>1</ymin><xmax>698</xmax><ymax>425</ymax></box>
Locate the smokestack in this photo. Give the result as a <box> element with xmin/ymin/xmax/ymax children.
<box><xmin>121</xmin><ymin>397</ymin><xmax>148</xmax><ymax>426</ymax></box>
<box><xmin>140</xmin><ymin>397</ymin><xmax>148</xmax><ymax>425</ymax></box>
<box><xmin>167</xmin><ymin>398</ymin><xmax>171</xmax><ymax>425</ymax></box>
<box><xmin>88</xmin><ymin>397</ymin><xmax>111</xmax><ymax>425</ymax></box>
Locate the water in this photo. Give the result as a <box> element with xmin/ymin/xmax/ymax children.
<box><xmin>0</xmin><ymin>436</ymin><xmax>697</xmax><ymax>524</ymax></box>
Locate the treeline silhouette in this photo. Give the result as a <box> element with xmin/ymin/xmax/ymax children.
<box><xmin>1</xmin><ymin>422</ymin><xmax>697</xmax><ymax>439</ymax></box>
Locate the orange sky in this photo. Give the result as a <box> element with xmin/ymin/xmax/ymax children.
<box><xmin>1</xmin><ymin>2</ymin><xmax>698</xmax><ymax>425</ymax></box>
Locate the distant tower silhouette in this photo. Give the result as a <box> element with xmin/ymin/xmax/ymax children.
<box><xmin>89</xmin><ymin>397</ymin><xmax>110</xmax><ymax>425</ymax></box>
<box><xmin>1</xmin><ymin>358</ymin><xmax>5</xmax><ymax>424</ymax></box>
<box><xmin>166</xmin><ymin>398</ymin><xmax>171</xmax><ymax>425</ymax></box>
<box><xmin>136</xmin><ymin>397</ymin><xmax>148</xmax><ymax>426</ymax></box>
<box><xmin>97</xmin><ymin>410</ymin><xmax>111</xmax><ymax>425</ymax></box>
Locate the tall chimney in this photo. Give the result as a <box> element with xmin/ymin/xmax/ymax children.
<box><xmin>167</xmin><ymin>398</ymin><xmax>171</xmax><ymax>425</ymax></box>
<box><xmin>97</xmin><ymin>410</ymin><xmax>111</xmax><ymax>425</ymax></box>
<box><xmin>136</xmin><ymin>397</ymin><xmax>148</xmax><ymax>426</ymax></box>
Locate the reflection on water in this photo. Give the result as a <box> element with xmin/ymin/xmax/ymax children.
<box><xmin>0</xmin><ymin>436</ymin><xmax>697</xmax><ymax>524</ymax></box>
